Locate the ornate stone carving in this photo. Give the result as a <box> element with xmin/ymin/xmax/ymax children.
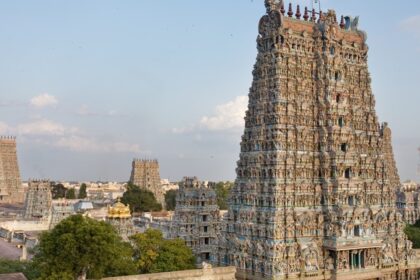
<box><xmin>218</xmin><ymin>2</ymin><xmax>419</xmax><ymax>279</ymax></box>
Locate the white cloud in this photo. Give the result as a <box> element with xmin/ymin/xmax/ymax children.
<box><xmin>16</xmin><ymin>119</ymin><xmax>75</xmax><ymax>136</ymax></box>
<box><xmin>30</xmin><ymin>93</ymin><xmax>58</xmax><ymax>108</ymax></box>
<box><xmin>199</xmin><ymin>96</ymin><xmax>248</xmax><ymax>131</ymax></box>
<box><xmin>0</xmin><ymin>119</ymin><xmax>142</xmax><ymax>154</ymax></box>
<box><xmin>400</xmin><ymin>15</ymin><xmax>420</xmax><ymax>37</ymax></box>
<box><xmin>55</xmin><ymin>136</ymin><xmax>141</xmax><ymax>153</ymax></box>
<box><xmin>77</xmin><ymin>104</ymin><xmax>124</xmax><ymax>118</ymax></box>
<box><xmin>172</xmin><ymin>96</ymin><xmax>248</xmax><ymax>133</ymax></box>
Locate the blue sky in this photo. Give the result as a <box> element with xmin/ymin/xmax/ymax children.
<box><xmin>0</xmin><ymin>0</ymin><xmax>419</xmax><ymax>182</ymax></box>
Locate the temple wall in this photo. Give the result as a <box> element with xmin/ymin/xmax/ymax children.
<box><xmin>102</xmin><ymin>266</ymin><xmax>236</xmax><ymax>280</ymax></box>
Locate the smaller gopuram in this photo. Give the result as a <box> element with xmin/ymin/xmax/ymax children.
<box><xmin>129</xmin><ymin>159</ymin><xmax>165</xmax><ymax>208</ymax></box>
<box><xmin>24</xmin><ymin>180</ymin><xmax>52</xmax><ymax>221</ymax></box>
<box><xmin>172</xmin><ymin>177</ymin><xmax>220</xmax><ymax>266</ymax></box>
<box><xmin>0</xmin><ymin>136</ymin><xmax>24</xmax><ymax>204</ymax></box>
<box><xmin>106</xmin><ymin>198</ymin><xmax>135</xmax><ymax>239</ymax></box>
<box><xmin>396</xmin><ymin>181</ymin><xmax>420</xmax><ymax>224</ymax></box>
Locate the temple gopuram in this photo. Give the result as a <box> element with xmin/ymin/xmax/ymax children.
<box><xmin>218</xmin><ymin>1</ymin><xmax>420</xmax><ymax>279</ymax></box>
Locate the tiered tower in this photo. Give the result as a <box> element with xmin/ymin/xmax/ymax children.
<box><xmin>24</xmin><ymin>180</ymin><xmax>52</xmax><ymax>221</ymax></box>
<box><xmin>0</xmin><ymin>136</ymin><xmax>24</xmax><ymax>204</ymax></box>
<box><xmin>129</xmin><ymin>159</ymin><xmax>164</xmax><ymax>208</ymax></box>
<box><xmin>222</xmin><ymin>1</ymin><xmax>418</xmax><ymax>279</ymax></box>
<box><xmin>172</xmin><ymin>177</ymin><xmax>220</xmax><ymax>265</ymax></box>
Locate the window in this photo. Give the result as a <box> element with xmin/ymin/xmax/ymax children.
<box><xmin>338</xmin><ymin>117</ymin><xmax>345</xmax><ymax>127</ymax></box>
<box><xmin>354</xmin><ymin>225</ymin><xmax>360</xmax><ymax>237</ymax></box>
<box><xmin>204</xmin><ymin>226</ymin><xmax>208</xmax><ymax>233</ymax></box>
<box><xmin>348</xmin><ymin>196</ymin><xmax>354</xmax><ymax>206</ymax></box>
<box><xmin>336</xmin><ymin>94</ymin><xmax>341</xmax><ymax>103</ymax></box>
<box><xmin>335</xmin><ymin>71</ymin><xmax>341</xmax><ymax>81</ymax></box>
<box><xmin>202</xmin><ymin>215</ymin><xmax>208</xmax><ymax>222</ymax></box>
<box><xmin>345</xmin><ymin>168</ymin><xmax>351</xmax><ymax>179</ymax></box>
<box><xmin>204</xmin><ymin>238</ymin><xmax>209</xmax><ymax>245</ymax></box>
<box><xmin>201</xmin><ymin>201</ymin><xmax>205</xmax><ymax>207</ymax></box>
<box><xmin>341</xmin><ymin>143</ymin><xmax>348</xmax><ymax>152</ymax></box>
<box><xmin>330</xmin><ymin>46</ymin><xmax>335</xmax><ymax>55</ymax></box>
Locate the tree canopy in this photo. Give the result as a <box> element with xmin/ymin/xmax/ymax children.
<box><xmin>78</xmin><ymin>183</ymin><xmax>87</xmax><ymax>199</ymax></box>
<box><xmin>130</xmin><ymin>229</ymin><xmax>195</xmax><ymax>274</ymax></box>
<box><xmin>122</xmin><ymin>183</ymin><xmax>162</xmax><ymax>213</ymax></box>
<box><xmin>51</xmin><ymin>183</ymin><xmax>67</xmax><ymax>199</ymax></box>
<box><xmin>65</xmin><ymin>188</ymin><xmax>76</xmax><ymax>199</ymax></box>
<box><xmin>405</xmin><ymin>220</ymin><xmax>420</xmax><ymax>249</ymax></box>
<box><xmin>164</xmin><ymin>190</ymin><xmax>178</xmax><ymax>211</ymax></box>
<box><xmin>32</xmin><ymin>215</ymin><xmax>136</xmax><ymax>280</ymax></box>
<box><xmin>0</xmin><ymin>259</ymin><xmax>39</xmax><ymax>280</ymax></box>
<box><xmin>214</xmin><ymin>182</ymin><xmax>233</xmax><ymax>210</ymax></box>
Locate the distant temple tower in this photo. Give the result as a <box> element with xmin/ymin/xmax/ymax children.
<box><xmin>0</xmin><ymin>136</ymin><xmax>24</xmax><ymax>204</ymax></box>
<box><xmin>129</xmin><ymin>159</ymin><xmax>164</xmax><ymax>208</ymax></box>
<box><xmin>172</xmin><ymin>177</ymin><xmax>220</xmax><ymax>266</ymax></box>
<box><xmin>24</xmin><ymin>180</ymin><xmax>52</xmax><ymax>221</ymax></box>
<box><xmin>221</xmin><ymin>1</ymin><xmax>418</xmax><ymax>279</ymax></box>
<box><xmin>106</xmin><ymin>198</ymin><xmax>135</xmax><ymax>239</ymax></box>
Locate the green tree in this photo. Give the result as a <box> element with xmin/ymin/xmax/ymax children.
<box><xmin>405</xmin><ymin>220</ymin><xmax>420</xmax><ymax>249</ymax></box>
<box><xmin>32</xmin><ymin>215</ymin><xmax>136</xmax><ymax>280</ymax></box>
<box><xmin>214</xmin><ymin>181</ymin><xmax>233</xmax><ymax>210</ymax></box>
<box><xmin>122</xmin><ymin>183</ymin><xmax>162</xmax><ymax>213</ymax></box>
<box><xmin>78</xmin><ymin>183</ymin><xmax>87</xmax><ymax>199</ymax></box>
<box><xmin>65</xmin><ymin>188</ymin><xmax>76</xmax><ymax>199</ymax></box>
<box><xmin>0</xmin><ymin>259</ymin><xmax>39</xmax><ymax>280</ymax></box>
<box><xmin>164</xmin><ymin>190</ymin><xmax>178</xmax><ymax>211</ymax></box>
<box><xmin>130</xmin><ymin>229</ymin><xmax>195</xmax><ymax>274</ymax></box>
<box><xmin>51</xmin><ymin>183</ymin><xmax>67</xmax><ymax>199</ymax></box>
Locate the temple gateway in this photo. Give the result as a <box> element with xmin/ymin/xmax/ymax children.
<box><xmin>217</xmin><ymin>1</ymin><xmax>420</xmax><ymax>279</ymax></box>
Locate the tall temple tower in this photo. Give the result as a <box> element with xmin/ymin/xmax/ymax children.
<box><xmin>129</xmin><ymin>159</ymin><xmax>165</xmax><ymax>208</ymax></box>
<box><xmin>221</xmin><ymin>1</ymin><xmax>418</xmax><ymax>279</ymax></box>
<box><xmin>0</xmin><ymin>136</ymin><xmax>24</xmax><ymax>204</ymax></box>
<box><xmin>24</xmin><ymin>180</ymin><xmax>52</xmax><ymax>221</ymax></box>
<box><xmin>172</xmin><ymin>177</ymin><xmax>220</xmax><ymax>265</ymax></box>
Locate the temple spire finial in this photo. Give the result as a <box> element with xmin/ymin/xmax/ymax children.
<box><xmin>303</xmin><ymin>7</ymin><xmax>309</xmax><ymax>21</ymax></box>
<box><xmin>295</xmin><ymin>5</ymin><xmax>301</xmax><ymax>19</ymax></box>
<box><xmin>340</xmin><ymin>15</ymin><xmax>345</xmax><ymax>29</ymax></box>
<box><xmin>287</xmin><ymin>3</ymin><xmax>293</xmax><ymax>17</ymax></box>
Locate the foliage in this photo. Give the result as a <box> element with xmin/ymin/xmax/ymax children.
<box><xmin>214</xmin><ymin>181</ymin><xmax>233</xmax><ymax>210</ymax></box>
<box><xmin>122</xmin><ymin>183</ymin><xmax>162</xmax><ymax>213</ymax></box>
<box><xmin>0</xmin><ymin>259</ymin><xmax>40</xmax><ymax>280</ymax></box>
<box><xmin>78</xmin><ymin>183</ymin><xmax>87</xmax><ymax>199</ymax></box>
<box><xmin>65</xmin><ymin>188</ymin><xmax>76</xmax><ymax>199</ymax></box>
<box><xmin>130</xmin><ymin>229</ymin><xmax>195</xmax><ymax>274</ymax></box>
<box><xmin>164</xmin><ymin>190</ymin><xmax>178</xmax><ymax>211</ymax></box>
<box><xmin>405</xmin><ymin>220</ymin><xmax>420</xmax><ymax>249</ymax></box>
<box><xmin>51</xmin><ymin>183</ymin><xmax>67</xmax><ymax>199</ymax></box>
<box><xmin>32</xmin><ymin>215</ymin><xmax>136</xmax><ymax>280</ymax></box>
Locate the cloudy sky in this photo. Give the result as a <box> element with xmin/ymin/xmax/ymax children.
<box><xmin>0</xmin><ymin>0</ymin><xmax>419</xmax><ymax>182</ymax></box>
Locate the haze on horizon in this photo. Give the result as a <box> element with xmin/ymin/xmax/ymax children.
<box><xmin>0</xmin><ymin>0</ymin><xmax>419</xmax><ymax>183</ymax></box>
